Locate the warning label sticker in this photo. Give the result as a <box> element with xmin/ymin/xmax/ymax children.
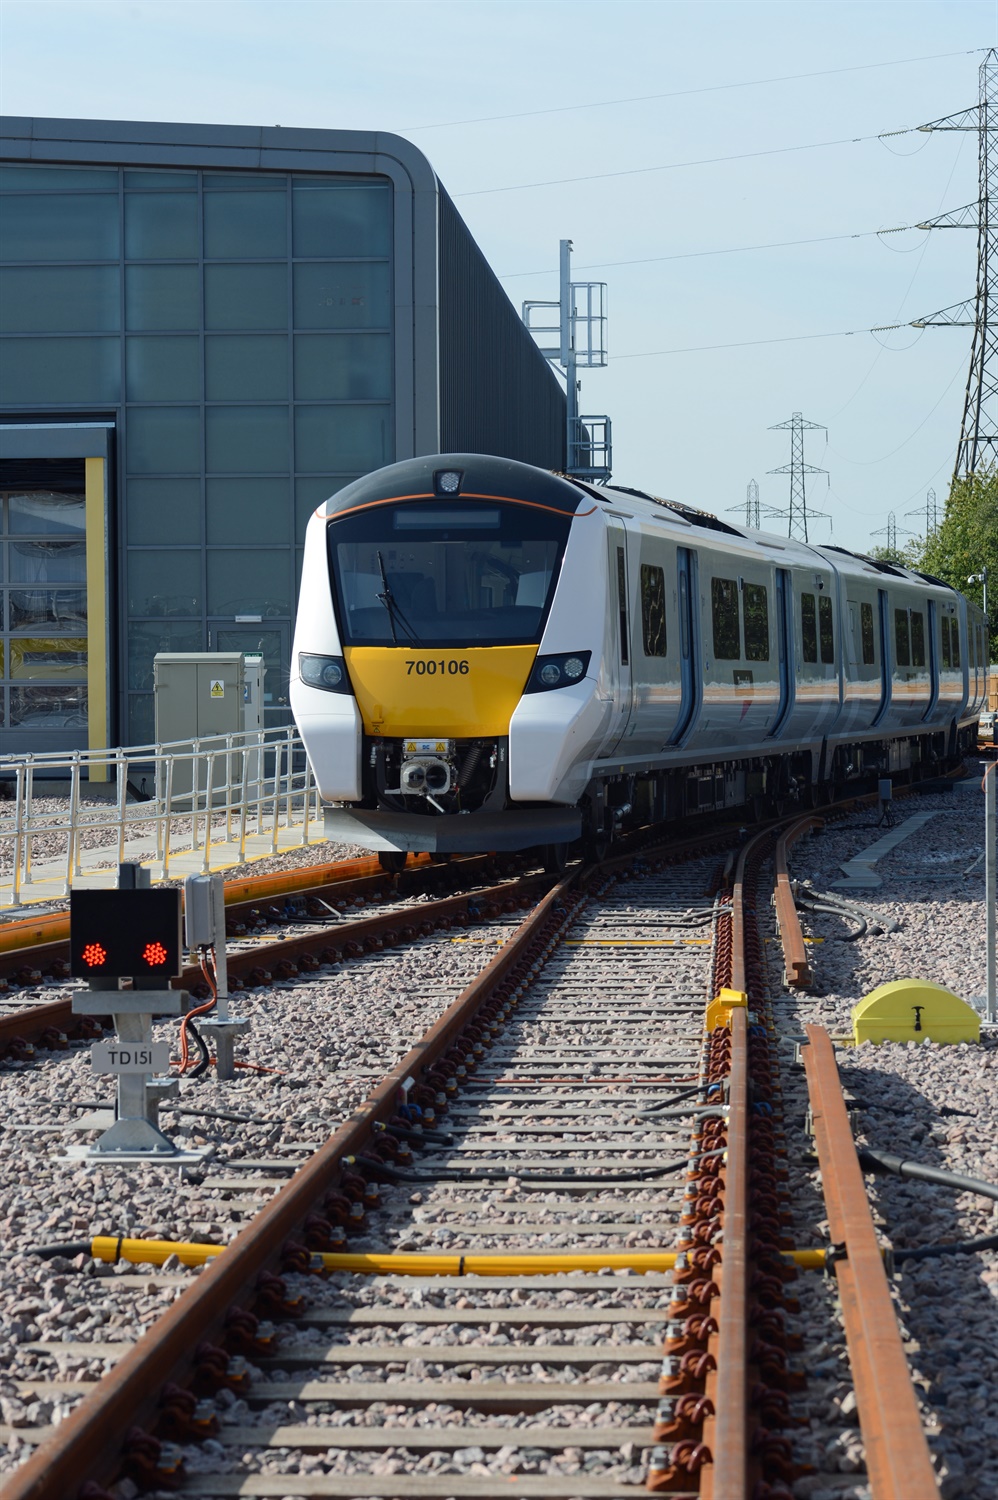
<box><xmin>210</xmin><ymin>680</ymin><xmax>224</xmax><ymax>698</ymax></box>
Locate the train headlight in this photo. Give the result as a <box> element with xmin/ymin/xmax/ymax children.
<box><xmin>434</xmin><ymin>469</ymin><xmax>463</xmax><ymax>496</ymax></box>
<box><xmin>525</xmin><ymin>650</ymin><xmax>592</xmax><ymax>693</ymax></box>
<box><xmin>298</xmin><ymin>653</ymin><xmax>352</xmax><ymax>694</ymax></box>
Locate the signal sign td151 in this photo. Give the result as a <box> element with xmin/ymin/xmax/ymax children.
<box><xmin>70</xmin><ymin>888</ymin><xmax>183</xmax><ymax>980</ymax></box>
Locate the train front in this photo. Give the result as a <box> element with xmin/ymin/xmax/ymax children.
<box><xmin>291</xmin><ymin>454</ymin><xmax>600</xmax><ymax>858</ymax></box>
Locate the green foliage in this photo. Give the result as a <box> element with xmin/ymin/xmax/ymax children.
<box><xmin>905</xmin><ymin>470</ymin><xmax>997</xmax><ymax>660</ymax></box>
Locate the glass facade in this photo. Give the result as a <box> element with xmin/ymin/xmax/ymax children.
<box><xmin>0</xmin><ymin>160</ymin><xmax>394</xmax><ymax>742</ymax></box>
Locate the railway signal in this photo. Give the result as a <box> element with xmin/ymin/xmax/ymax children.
<box><xmin>67</xmin><ymin>867</ymin><xmax>203</xmax><ymax>1164</ymax></box>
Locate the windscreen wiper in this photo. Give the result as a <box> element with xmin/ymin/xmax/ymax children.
<box><xmin>376</xmin><ymin>551</ymin><xmax>420</xmax><ymax>645</ymax></box>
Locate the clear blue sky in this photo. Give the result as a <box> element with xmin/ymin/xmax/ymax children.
<box><xmin>2</xmin><ymin>0</ymin><xmax>993</xmax><ymax>553</ymax></box>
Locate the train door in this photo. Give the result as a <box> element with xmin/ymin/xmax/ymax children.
<box><xmin>923</xmin><ymin>600</ymin><xmax>940</xmax><ymax>722</ymax></box>
<box><xmin>872</xmin><ymin>587</ymin><xmax>891</xmax><ymax>727</ymax></box>
<box><xmin>768</xmin><ymin>568</ymin><xmax>795</xmax><ymax>738</ymax></box>
<box><xmin>604</xmin><ymin>520</ymin><xmax>633</xmax><ymax>752</ymax></box>
<box><xmin>670</xmin><ymin>546</ymin><xmax>701</xmax><ymax>745</ymax></box>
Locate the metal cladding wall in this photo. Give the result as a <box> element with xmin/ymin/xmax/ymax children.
<box><xmin>437</xmin><ymin>187</ymin><xmax>565</xmax><ymax>468</ymax></box>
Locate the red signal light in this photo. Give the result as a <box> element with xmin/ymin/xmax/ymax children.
<box><xmin>81</xmin><ymin>942</ymin><xmax>107</xmax><ymax>968</ymax></box>
<box><xmin>143</xmin><ymin>941</ymin><xmax>168</xmax><ymax>967</ymax></box>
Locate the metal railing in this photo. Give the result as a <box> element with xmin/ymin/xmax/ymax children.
<box><xmin>0</xmin><ymin>726</ymin><xmax>322</xmax><ymax>906</ymax></box>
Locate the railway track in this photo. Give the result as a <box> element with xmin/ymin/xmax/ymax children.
<box><xmin>0</xmin><ymin>852</ymin><xmax>538</xmax><ymax>1058</ymax></box>
<box><xmin>0</xmin><ymin>803</ymin><xmax>959</xmax><ymax>1497</ymax></box>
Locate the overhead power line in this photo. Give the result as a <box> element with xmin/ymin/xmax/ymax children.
<box><xmin>402</xmin><ymin>48</ymin><xmax>985</xmax><ymax>133</ymax></box>
<box><xmin>500</xmin><ymin>225</ymin><xmax>914</xmax><ymax>279</ymax></box>
<box><xmin>613</xmin><ymin>325</ymin><xmax>897</xmax><ymax>358</ymax></box>
<box><xmin>454</xmin><ymin>131</ymin><xmax>886</xmax><ymax>198</ymax></box>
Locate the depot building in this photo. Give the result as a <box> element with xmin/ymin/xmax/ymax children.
<box><xmin>0</xmin><ymin>116</ymin><xmax>565</xmax><ymax>757</ymax></box>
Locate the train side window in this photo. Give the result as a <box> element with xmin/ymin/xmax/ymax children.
<box><xmin>640</xmin><ymin>564</ymin><xmax>667</xmax><ymax>657</ymax></box>
<box><xmin>860</xmin><ymin>602</ymin><xmax>875</xmax><ymax>665</ymax></box>
<box><xmin>743</xmin><ymin>582</ymin><xmax>769</xmax><ymax>661</ymax></box>
<box><xmin>800</xmin><ymin>592</ymin><xmax>817</xmax><ymax>663</ymax></box>
<box><xmin>895</xmin><ymin>608</ymin><xmax>910</xmax><ymax>667</ymax></box>
<box><xmin>711</xmin><ymin>577</ymin><xmax>740</xmax><ymax>659</ymax></box>
<box><xmin>910</xmin><ymin>611</ymin><xmax>925</xmax><ymax>667</ymax></box>
<box><xmin>616</xmin><ymin>546</ymin><xmax>629</xmax><ymax>666</ymax></box>
<box><xmin>951</xmin><ymin>618</ymin><xmax>960</xmax><ymax>668</ymax></box>
<box><xmin>941</xmin><ymin>616</ymin><xmax>952</xmax><ymax>668</ymax></box>
<box><xmin>819</xmin><ymin>595</ymin><xmax>834</xmax><ymax>663</ymax></box>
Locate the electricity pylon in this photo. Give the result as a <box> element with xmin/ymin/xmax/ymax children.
<box><xmin>904</xmin><ymin>486</ymin><xmax>938</xmax><ymax>538</ymax></box>
<box><xmin>870</xmin><ymin>512</ymin><xmax>912</xmax><ymax>559</ymax></box>
<box><xmin>766</xmin><ymin>413</ymin><xmax>829</xmax><ymax>542</ymax></box>
<box><xmin>727</xmin><ymin>478</ymin><xmax>761</xmax><ymax>529</ymax></box>
<box><xmin>911</xmin><ymin>49</ymin><xmax>998</xmax><ymax>482</ymax></box>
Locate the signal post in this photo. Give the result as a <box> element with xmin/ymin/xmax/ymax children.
<box><xmin>68</xmin><ymin>865</ymin><xmax>205</xmax><ymax>1163</ymax></box>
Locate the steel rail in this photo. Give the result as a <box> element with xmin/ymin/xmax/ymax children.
<box><xmin>3</xmin><ymin>870</ymin><xmax>581</xmax><ymax>1500</ymax></box>
<box><xmin>696</xmin><ymin>826</ymin><xmax>761</xmax><ymax>1500</ymax></box>
<box><xmin>699</xmin><ymin>1003</ymin><xmax>749</xmax><ymax>1500</ymax></box>
<box><xmin>801</xmin><ymin>1024</ymin><xmax>940</xmax><ymax>1500</ymax></box>
<box><xmin>0</xmin><ymin>868</ymin><xmax>547</xmax><ymax>1056</ymax></box>
<box><xmin>773</xmin><ymin>815</ymin><xmax>824</xmax><ymax>988</ymax></box>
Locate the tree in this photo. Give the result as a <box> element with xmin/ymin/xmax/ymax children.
<box><xmin>908</xmin><ymin>470</ymin><xmax>998</xmax><ymax>660</ymax></box>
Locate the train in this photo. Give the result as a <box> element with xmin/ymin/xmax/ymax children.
<box><xmin>290</xmin><ymin>453</ymin><xmax>989</xmax><ymax>870</ymax></box>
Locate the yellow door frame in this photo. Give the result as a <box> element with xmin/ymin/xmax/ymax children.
<box><xmin>84</xmin><ymin>455</ymin><xmax>109</xmax><ymax>780</ymax></box>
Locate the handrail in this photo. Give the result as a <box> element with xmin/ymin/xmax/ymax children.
<box><xmin>0</xmin><ymin>726</ymin><xmax>322</xmax><ymax>905</ymax></box>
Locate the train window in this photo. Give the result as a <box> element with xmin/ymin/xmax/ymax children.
<box><xmin>941</xmin><ymin>616</ymin><xmax>952</xmax><ymax>668</ymax></box>
<box><xmin>819</xmin><ymin>595</ymin><xmax>834</xmax><ymax>663</ymax></box>
<box><xmin>743</xmin><ymin>583</ymin><xmax>769</xmax><ymax>661</ymax></box>
<box><xmin>895</xmin><ymin>608</ymin><xmax>910</xmax><ymax>667</ymax></box>
<box><xmin>617</xmin><ymin>547</ymin><xmax>629</xmax><ymax>666</ymax></box>
<box><xmin>951</xmin><ymin>618</ymin><xmax>960</xmax><ymax>668</ymax></box>
<box><xmin>861</xmin><ymin>602</ymin><xmax>875</xmax><ymax>664</ymax></box>
<box><xmin>800</xmin><ymin>592</ymin><xmax>817</xmax><ymax>663</ymax></box>
<box><xmin>640</xmin><ymin>564</ymin><xmax>667</xmax><ymax>658</ymax></box>
<box><xmin>910</xmin><ymin>611</ymin><xmax>925</xmax><ymax>667</ymax></box>
<box><xmin>711</xmin><ymin>577</ymin><xmax>740</xmax><ymax>660</ymax></box>
<box><xmin>327</xmin><ymin>499</ymin><xmax>571</xmax><ymax>647</ymax></box>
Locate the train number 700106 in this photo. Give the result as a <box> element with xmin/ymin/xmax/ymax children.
<box><xmin>405</xmin><ymin>659</ymin><xmax>470</xmax><ymax>676</ymax></box>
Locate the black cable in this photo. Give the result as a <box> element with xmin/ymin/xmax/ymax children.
<box><xmin>633</xmin><ymin>1083</ymin><xmax>706</xmax><ymax>1115</ymax></box>
<box><xmin>354</xmin><ymin>1146</ymin><xmax>725</xmax><ymax>1186</ymax></box>
<box><xmin>187</xmin><ymin>1019</ymin><xmax>212</xmax><ymax>1080</ymax></box>
<box><xmin>17</xmin><ymin>1243</ymin><xmax>91</xmax><ymax>1260</ymax></box>
<box><xmin>894</xmin><ymin>1231</ymin><xmax>998</xmax><ymax>1265</ymax></box>
<box><xmin>859</xmin><ymin>1147</ymin><xmax>998</xmax><ymax>1203</ymax></box>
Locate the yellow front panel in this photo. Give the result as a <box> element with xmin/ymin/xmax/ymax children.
<box><xmin>345</xmin><ymin>646</ymin><xmax>537</xmax><ymax>737</ymax></box>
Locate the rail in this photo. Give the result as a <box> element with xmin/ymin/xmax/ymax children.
<box><xmin>801</xmin><ymin>1024</ymin><xmax>939</xmax><ymax>1499</ymax></box>
<box><xmin>0</xmin><ymin>726</ymin><xmax>322</xmax><ymax>906</ymax></box>
<box><xmin>773</xmin><ymin>815</ymin><xmax>824</xmax><ymax>987</ymax></box>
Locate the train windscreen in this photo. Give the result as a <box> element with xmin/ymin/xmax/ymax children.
<box><xmin>327</xmin><ymin>500</ymin><xmax>571</xmax><ymax>646</ymax></box>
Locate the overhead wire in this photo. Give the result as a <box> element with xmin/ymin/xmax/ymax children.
<box><xmin>454</xmin><ymin>131</ymin><xmax>888</xmax><ymax>199</ymax></box>
<box><xmin>400</xmin><ymin>48</ymin><xmax>985</xmax><ymax>133</ymax></box>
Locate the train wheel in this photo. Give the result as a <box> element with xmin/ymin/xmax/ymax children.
<box><xmin>582</xmin><ymin>830</ymin><xmax>611</xmax><ymax>863</ymax></box>
<box><xmin>378</xmin><ymin>850</ymin><xmax>408</xmax><ymax>874</ymax></box>
<box><xmin>428</xmin><ymin>852</ymin><xmax>453</xmax><ymax>864</ymax></box>
<box><xmin>540</xmin><ymin>842</ymin><xmax>569</xmax><ymax>874</ymax></box>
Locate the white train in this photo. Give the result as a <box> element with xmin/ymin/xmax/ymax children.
<box><xmin>291</xmin><ymin>454</ymin><xmax>988</xmax><ymax>869</ymax></box>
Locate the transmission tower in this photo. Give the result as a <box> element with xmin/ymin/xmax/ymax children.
<box><xmin>911</xmin><ymin>49</ymin><xmax>998</xmax><ymax>482</ymax></box>
<box><xmin>870</xmin><ymin>512</ymin><xmax>912</xmax><ymax>558</ymax></box>
<box><xmin>766</xmin><ymin>413</ymin><xmax>829</xmax><ymax>542</ymax></box>
<box><xmin>903</xmin><ymin>486</ymin><xmax>938</xmax><ymax>538</ymax></box>
<box><xmin>727</xmin><ymin>478</ymin><xmax>762</xmax><ymax>529</ymax></box>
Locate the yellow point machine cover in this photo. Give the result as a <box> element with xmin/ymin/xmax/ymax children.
<box><xmin>852</xmin><ymin>979</ymin><xmax>980</xmax><ymax>1046</ymax></box>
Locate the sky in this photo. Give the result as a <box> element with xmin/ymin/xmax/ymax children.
<box><xmin>1</xmin><ymin>0</ymin><xmax>994</xmax><ymax>555</ymax></box>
